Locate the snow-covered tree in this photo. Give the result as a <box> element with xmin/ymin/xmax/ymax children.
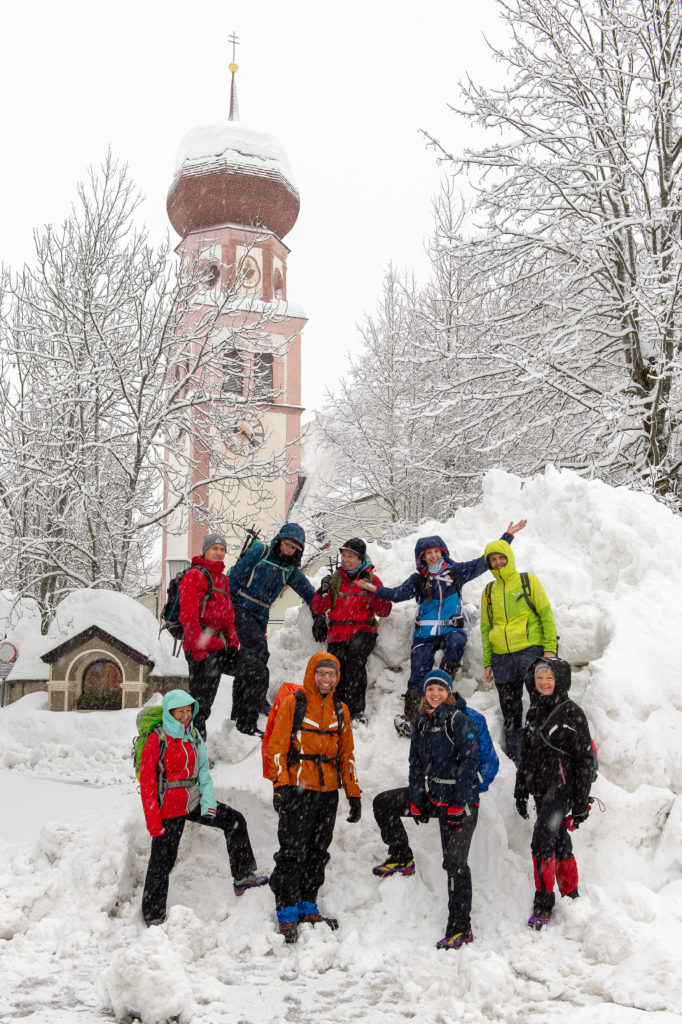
<box><xmin>0</xmin><ymin>154</ymin><xmax>288</xmax><ymax>627</ymax></box>
<box><xmin>426</xmin><ymin>0</ymin><xmax>682</xmax><ymax>504</ymax></box>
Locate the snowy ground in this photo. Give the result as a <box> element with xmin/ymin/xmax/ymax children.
<box><xmin>1</xmin><ymin>468</ymin><xmax>681</xmax><ymax>1024</ymax></box>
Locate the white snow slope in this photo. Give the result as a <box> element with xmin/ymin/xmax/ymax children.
<box><xmin>1</xmin><ymin>468</ymin><xmax>681</xmax><ymax>1024</ymax></box>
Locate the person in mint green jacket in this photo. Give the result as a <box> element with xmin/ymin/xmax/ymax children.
<box><xmin>480</xmin><ymin>540</ymin><xmax>557</xmax><ymax>767</ymax></box>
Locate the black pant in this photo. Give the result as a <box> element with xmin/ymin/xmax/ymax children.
<box><xmin>373</xmin><ymin>786</ymin><xmax>478</xmax><ymax>934</ymax></box>
<box><xmin>269</xmin><ymin>788</ymin><xmax>339</xmax><ymax>910</ymax></box>
<box><xmin>142</xmin><ymin>803</ymin><xmax>257</xmax><ymax>921</ymax></box>
<box><xmin>231</xmin><ymin>606</ymin><xmax>270</xmax><ymax>733</ymax></box>
<box><xmin>531</xmin><ymin>792</ymin><xmax>573</xmax><ymax>861</ymax></box>
<box><xmin>327</xmin><ymin>632</ymin><xmax>377</xmax><ymax>718</ymax></box>
<box><xmin>186</xmin><ymin>649</ymin><xmax>232</xmax><ymax>740</ymax></box>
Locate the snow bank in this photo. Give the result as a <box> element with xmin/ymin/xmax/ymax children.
<box><xmin>0</xmin><ymin>468</ymin><xmax>681</xmax><ymax>1024</ymax></box>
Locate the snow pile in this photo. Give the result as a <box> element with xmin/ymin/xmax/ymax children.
<box><xmin>1</xmin><ymin>467</ymin><xmax>681</xmax><ymax>1024</ymax></box>
<box><xmin>172</xmin><ymin>121</ymin><xmax>297</xmax><ymax>189</ymax></box>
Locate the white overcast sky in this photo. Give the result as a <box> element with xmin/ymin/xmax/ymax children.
<box><xmin>1</xmin><ymin>0</ymin><xmax>505</xmax><ymax>411</ymax></box>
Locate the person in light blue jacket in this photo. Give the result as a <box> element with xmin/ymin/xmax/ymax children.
<box><xmin>357</xmin><ymin>522</ymin><xmax>525</xmax><ymax>733</ymax></box>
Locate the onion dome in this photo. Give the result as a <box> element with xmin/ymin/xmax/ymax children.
<box><xmin>167</xmin><ymin>120</ymin><xmax>300</xmax><ymax>240</ymax></box>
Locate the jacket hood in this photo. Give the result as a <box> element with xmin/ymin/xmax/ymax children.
<box><xmin>414</xmin><ymin>535</ymin><xmax>451</xmax><ymax>568</ymax></box>
<box><xmin>529</xmin><ymin>657</ymin><xmax>572</xmax><ymax>699</ymax></box>
<box><xmin>302</xmin><ymin>650</ymin><xmax>342</xmax><ymax>699</ymax></box>
<box><xmin>162</xmin><ymin>689</ymin><xmax>199</xmax><ymax>737</ymax></box>
<box><xmin>484</xmin><ymin>538</ymin><xmax>516</xmax><ymax>579</ymax></box>
<box><xmin>274</xmin><ymin>523</ymin><xmax>306</xmax><ymax>549</ymax></box>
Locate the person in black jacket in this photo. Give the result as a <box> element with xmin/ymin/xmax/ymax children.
<box><xmin>514</xmin><ymin>657</ymin><xmax>595</xmax><ymax>929</ymax></box>
<box><xmin>372</xmin><ymin>668</ymin><xmax>482</xmax><ymax>950</ymax></box>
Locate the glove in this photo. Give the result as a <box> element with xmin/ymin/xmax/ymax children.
<box><xmin>446</xmin><ymin>807</ymin><xmax>466</xmax><ymax>832</ymax></box>
<box><xmin>273</xmin><ymin>786</ymin><xmax>291</xmax><ymax>814</ymax></box>
<box><xmin>346</xmin><ymin>797</ymin><xmax>362</xmax><ymax>823</ymax></box>
<box><xmin>572</xmin><ymin>804</ymin><xmax>590</xmax><ymax>827</ymax></box>
<box><xmin>317</xmin><ymin>574</ymin><xmax>333</xmax><ymax>596</ymax></box>
<box><xmin>410</xmin><ymin>802</ymin><xmax>429</xmax><ymax>825</ymax></box>
<box><xmin>223</xmin><ymin>645</ymin><xmax>239</xmax><ymax>673</ymax></box>
<box><xmin>312</xmin><ymin>615</ymin><xmax>328</xmax><ymax>644</ymax></box>
<box><xmin>515</xmin><ymin>797</ymin><xmax>529</xmax><ymax>820</ymax></box>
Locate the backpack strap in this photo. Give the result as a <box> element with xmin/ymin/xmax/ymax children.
<box><xmin>519</xmin><ymin>572</ymin><xmax>540</xmax><ymax>618</ymax></box>
<box><xmin>484</xmin><ymin>581</ymin><xmax>494</xmax><ymax>627</ymax></box>
<box><xmin>287</xmin><ymin>691</ymin><xmax>345</xmax><ymax>787</ymax></box>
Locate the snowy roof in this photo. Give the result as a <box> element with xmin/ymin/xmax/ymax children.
<box><xmin>172</xmin><ymin>121</ymin><xmax>297</xmax><ymax>191</ymax></box>
<box><xmin>6</xmin><ymin>589</ymin><xmax>186</xmax><ymax>681</ymax></box>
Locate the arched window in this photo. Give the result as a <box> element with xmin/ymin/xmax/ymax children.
<box><xmin>222</xmin><ymin>348</ymin><xmax>243</xmax><ymax>397</ymax></box>
<box><xmin>77</xmin><ymin>659</ymin><xmax>123</xmax><ymax>710</ymax></box>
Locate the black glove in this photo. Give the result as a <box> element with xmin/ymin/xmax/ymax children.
<box><xmin>572</xmin><ymin>804</ymin><xmax>590</xmax><ymax>827</ymax></box>
<box><xmin>273</xmin><ymin>786</ymin><xmax>291</xmax><ymax>814</ymax></box>
<box><xmin>346</xmin><ymin>797</ymin><xmax>362</xmax><ymax>823</ymax></box>
<box><xmin>410</xmin><ymin>802</ymin><xmax>429</xmax><ymax>825</ymax></box>
<box><xmin>312</xmin><ymin>615</ymin><xmax>328</xmax><ymax>644</ymax></box>
<box><xmin>318</xmin><ymin>574</ymin><xmax>333</xmax><ymax>596</ymax></box>
<box><xmin>515</xmin><ymin>796</ymin><xmax>529</xmax><ymax>820</ymax></box>
<box><xmin>223</xmin><ymin>645</ymin><xmax>239</xmax><ymax>674</ymax></box>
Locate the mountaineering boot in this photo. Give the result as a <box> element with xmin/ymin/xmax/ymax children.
<box><xmin>372</xmin><ymin>857</ymin><xmax>415</xmax><ymax>877</ymax></box>
<box><xmin>297</xmin><ymin>900</ymin><xmax>339</xmax><ymax>930</ymax></box>
<box><xmin>143</xmin><ymin>913</ymin><xmax>167</xmax><ymax>927</ymax></box>
<box><xmin>278</xmin><ymin>921</ymin><xmax>298</xmax><ymax>943</ymax></box>
<box><xmin>436</xmin><ymin>930</ymin><xmax>474</xmax><ymax>949</ymax></box>
<box><xmin>440</xmin><ymin>658</ymin><xmax>460</xmax><ymax>679</ymax></box>
<box><xmin>233</xmin><ymin>873</ymin><xmax>269</xmax><ymax>896</ymax></box>
<box><xmin>394</xmin><ymin>690</ymin><xmax>422</xmax><ymax>737</ymax></box>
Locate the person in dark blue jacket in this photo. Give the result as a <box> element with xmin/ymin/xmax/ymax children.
<box><xmin>357</xmin><ymin>522</ymin><xmax>526</xmax><ymax>733</ymax></box>
<box><xmin>372</xmin><ymin>668</ymin><xmax>498</xmax><ymax>950</ymax></box>
<box><xmin>227</xmin><ymin>523</ymin><xmax>315</xmax><ymax>735</ymax></box>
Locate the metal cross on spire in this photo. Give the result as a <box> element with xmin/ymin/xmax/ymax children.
<box><xmin>228</xmin><ymin>32</ymin><xmax>240</xmax><ymax>121</ymax></box>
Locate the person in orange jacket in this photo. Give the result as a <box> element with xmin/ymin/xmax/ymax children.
<box><xmin>265</xmin><ymin>651</ymin><xmax>362</xmax><ymax>943</ymax></box>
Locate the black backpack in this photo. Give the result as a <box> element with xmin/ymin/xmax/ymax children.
<box><xmin>161</xmin><ymin>566</ymin><xmax>213</xmax><ymax>650</ymax></box>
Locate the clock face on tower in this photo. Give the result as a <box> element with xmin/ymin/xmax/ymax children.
<box><xmin>226</xmin><ymin>410</ymin><xmax>265</xmax><ymax>455</ymax></box>
<box><xmin>241</xmin><ymin>255</ymin><xmax>261</xmax><ymax>291</ymax></box>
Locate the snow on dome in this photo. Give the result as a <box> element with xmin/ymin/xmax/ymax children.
<box><xmin>173</xmin><ymin>121</ymin><xmax>297</xmax><ymax>187</ymax></box>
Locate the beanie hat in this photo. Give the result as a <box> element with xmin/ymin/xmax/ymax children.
<box><xmin>316</xmin><ymin>659</ymin><xmax>339</xmax><ymax>676</ymax></box>
<box><xmin>202</xmin><ymin>532</ymin><xmax>227</xmax><ymax>556</ymax></box>
<box><xmin>422</xmin><ymin>668</ymin><xmax>453</xmax><ymax>694</ymax></box>
<box><xmin>339</xmin><ymin>537</ymin><xmax>366</xmax><ymax>561</ymax></box>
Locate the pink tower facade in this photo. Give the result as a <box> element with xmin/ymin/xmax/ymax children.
<box><xmin>161</xmin><ymin>68</ymin><xmax>305</xmax><ymax>584</ymax></box>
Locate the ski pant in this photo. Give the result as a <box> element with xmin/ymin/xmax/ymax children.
<box><xmin>141</xmin><ymin>803</ymin><xmax>257</xmax><ymax>921</ymax></box>
<box><xmin>491</xmin><ymin>646</ymin><xmax>543</xmax><ymax>764</ymax></box>
<box><xmin>373</xmin><ymin>786</ymin><xmax>478</xmax><ymax>934</ymax></box>
<box><xmin>407</xmin><ymin>630</ymin><xmax>466</xmax><ymax>692</ymax></box>
<box><xmin>186</xmin><ymin>647</ymin><xmax>237</xmax><ymax>740</ymax></box>
<box><xmin>327</xmin><ymin>631</ymin><xmax>377</xmax><ymax>718</ymax></box>
<box><xmin>231</xmin><ymin>605</ymin><xmax>270</xmax><ymax>733</ymax></box>
<box><xmin>531</xmin><ymin>791</ymin><xmax>577</xmax><ymax>913</ymax></box>
<box><xmin>269</xmin><ymin>788</ymin><xmax>339</xmax><ymax>910</ymax></box>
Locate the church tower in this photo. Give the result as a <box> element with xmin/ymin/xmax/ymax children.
<box><xmin>162</xmin><ymin>41</ymin><xmax>306</xmax><ymax>583</ymax></box>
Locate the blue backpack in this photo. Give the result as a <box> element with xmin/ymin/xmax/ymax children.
<box><xmin>444</xmin><ymin>703</ymin><xmax>499</xmax><ymax>792</ymax></box>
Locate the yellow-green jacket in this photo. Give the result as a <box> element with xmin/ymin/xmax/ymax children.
<box><xmin>480</xmin><ymin>540</ymin><xmax>557</xmax><ymax>666</ymax></box>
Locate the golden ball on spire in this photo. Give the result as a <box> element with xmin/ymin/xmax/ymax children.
<box><xmin>228</xmin><ymin>62</ymin><xmax>239</xmax><ymax>73</ymax></box>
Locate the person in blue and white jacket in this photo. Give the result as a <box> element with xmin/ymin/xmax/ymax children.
<box><xmin>357</xmin><ymin>522</ymin><xmax>526</xmax><ymax>732</ymax></box>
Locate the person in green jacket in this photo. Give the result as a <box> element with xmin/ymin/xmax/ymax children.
<box><xmin>480</xmin><ymin>539</ymin><xmax>557</xmax><ymax>767</ymax></box>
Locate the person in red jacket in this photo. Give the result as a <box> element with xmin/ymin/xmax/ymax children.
<box><xmin>140</xmin><ymin>690</ymin><xmax>267</xmax><ymax>926</ymax></box>
<box><xmin>179</xmin><ymin>533</ymin><xmax>239</xmax><ymax>739</ymax></box>
<box><xmin>311</xmin><ymin>538</ymin><xmax>391</xmax><ymax>726</ymax></box>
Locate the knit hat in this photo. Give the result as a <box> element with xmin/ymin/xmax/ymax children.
<box><xmin>339</xmin><ymin>537</ymin><xmax>366</xmax><ymax>561</ymax></box>
<box><xmin>422</xmin><ymin>668</ymin><xmax>453</xmax><ymax>694</ymax></box>
<box><xmin>315</xmin><ymin>659</ymin><xmax>339</xmax><ymax>676</ymax></box>
<box><xmin>202</xmin><ymin>532</ymin><xmax>227</xmax><ymax>556</ymax></box>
